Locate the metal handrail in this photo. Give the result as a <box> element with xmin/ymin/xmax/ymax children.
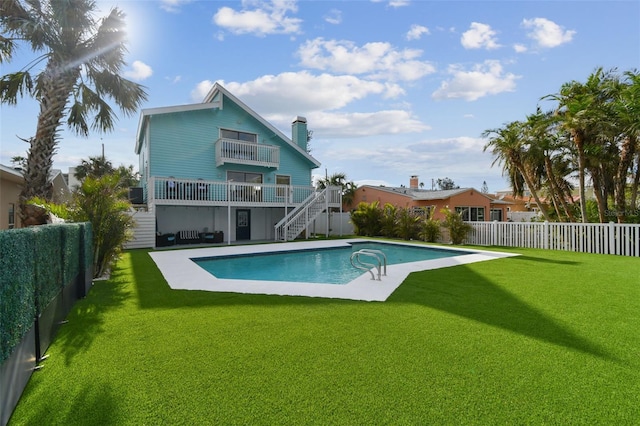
<box><xmin>357</xmin><ymin>249</ymin><xmax>387</xmax><ymax>276</ymax></box>
<box><xmin>350</xmin><ymin>250</ymin><xmax>383</xmax><ymax>280</ymax></box>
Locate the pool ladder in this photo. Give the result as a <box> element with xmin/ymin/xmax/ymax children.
<box><xmin>350</xmin><ymin>249</ymin><xmax>387</xmax><ymax>280</ymax></box>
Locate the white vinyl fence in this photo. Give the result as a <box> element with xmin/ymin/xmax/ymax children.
<box><xmin>308</xmin><ymin>212</ymin><xmax>355</xmax><ymax>237</ymax></box>
<box><xmin>125</xmin><ymin>209</ymin><xmax>155</xmax><ymax>249</ymax></box>
<box><xmin>466</xmin><ymin>221</ymin><xmax>640</xmax><ymax>257</ymax></box>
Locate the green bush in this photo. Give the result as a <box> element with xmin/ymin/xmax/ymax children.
<box><xmin>350</xmin><ymin>201</ymin><xmax>382</xmax><ymax>237</ymax></box>
<box><xmin>380</xmin><ymin>203</ymin><xmax>398</xmax><ymax>238</ymax></box>
<box><xmin>70</xmin><ymin>174</ymin><xmax>134</xmax><ymax>278</ymax></box>
<box><xmin>396</xmin><ymin>208</ymin><xmax>421</xmax><ymax>240</ymax></box>
<box><xmin>419</xmin><ymin>210</ymin><xmax>441</xmax><ymax>242</ymax></box>
<box><xmin>441</xmin><ymin>208</ymin><xmax>473</xmax><ymax>244</ymax></box>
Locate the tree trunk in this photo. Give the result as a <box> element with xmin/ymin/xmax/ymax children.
<box><xmin>614</xmin><ymin>136</ymin><xmax>637</xmax><ymax>223</ymax></box>
<box><xmin>516</xmin><ymin>162</ymin><xmax>552</xmax><ymax>222</ymax></box>
<box><xmin>573</xmin><ymin>131</ymin><xmax>589</xmax><ymax>222</ymax></box>
<box><xmin>631</xmin><ymin>153</ymin><xmax>640</xmax><ymax>210</ymax></box>
<box><xmin>19</xmin><ymin>62</ymin><xmax>78</xmax><ymax>226</ymax></box>
<box><xmin>589</xmin><ymin>169</ymin><xmax>607</xmax><ymax>223</ymax></box>
<box><xmin>544</xmin><ymin>155</ymin><xmax>575</xmax><ymax>222</ymax></box>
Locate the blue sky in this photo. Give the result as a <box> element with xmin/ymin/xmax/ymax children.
<box><xmin>1</xmin><ymin>0</ymin><xmax>638</xmax><ymax>192</ymax></box>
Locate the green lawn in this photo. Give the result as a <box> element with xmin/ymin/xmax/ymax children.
<box><xmin>9</xmin><ymin>244</ymin><xmax>640</xmax><ymax>425</ymax></box>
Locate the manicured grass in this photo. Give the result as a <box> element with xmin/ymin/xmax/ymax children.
<box><xmin>8</xmin><ymin>245</ymin><xmax>640</xmax><ymax>425</ymax></box>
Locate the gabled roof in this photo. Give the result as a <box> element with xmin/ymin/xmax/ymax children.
<box><xmin>359</xmin><ymin>185</ymin><xmax>512</xmax><ymax>205</ymax></box>
<box><xmin>135</xmin><ymin>83</ymin><xmax>321</xmax><ymax>168</ymax></box>
<box><xmin>0</xmin><ymin>165</ymin><xmax>71</xmax><ymax>202</ymax></box>
<box><xmin>0</xmin><ymin>164</ymin><xmax>23</xmax><ymax>183</ymax></box>
<box><xmin>361</xmin><ymin>185</ymin><xmax>493</xmax><ymax>201</ymax></box>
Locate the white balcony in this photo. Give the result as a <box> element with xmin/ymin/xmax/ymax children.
<box><xmin>215</xmin><ymin>138</ymin><xmax>280</xmax><ymax>168</ymax></box>
<box><xmin>147</xmin><ymin>177</ymin><xmax>335</xmax><ymax>208</ymax></box>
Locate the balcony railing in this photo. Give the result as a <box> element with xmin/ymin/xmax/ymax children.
<box><xmin>148</xmin><ymin>177</ymin><xmax>329</xmax><ymax>207</ymax></box>
<box><xmin>215</xmin><ymin>138</ymin><xmax>280</xmax><ymax>168</ymax></box>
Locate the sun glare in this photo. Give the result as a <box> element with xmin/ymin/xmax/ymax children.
<box><xmin>97</xmin><ymin>1</ymin><xmax>153</xmax><ymax>59</ymax></box>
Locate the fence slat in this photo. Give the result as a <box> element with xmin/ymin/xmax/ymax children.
<box><xmin>467</xmin><ymin>221</ymin><xmax>639</xmax><ymax>257</ymax></box>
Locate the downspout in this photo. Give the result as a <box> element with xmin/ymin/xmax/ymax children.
<box><xmin>227</xmin><ymin>181</ymin><xmax>231</xmax><ymax>245</ymax></box>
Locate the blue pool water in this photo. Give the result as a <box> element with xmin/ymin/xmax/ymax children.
<box><xmin>193</xmin><ymin>242</ymin><xmax>470</xmax><ymax>285</ymax></box>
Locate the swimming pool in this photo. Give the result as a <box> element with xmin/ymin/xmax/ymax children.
<box><xmin>149</xmin><ymin>239</ymin><xmax>518</xmax><ymax>301</ymax></box>
<box><xmin>193</xmin><ymin>242</ymin><xmax>472</xmax><ymax>284</ymax></box>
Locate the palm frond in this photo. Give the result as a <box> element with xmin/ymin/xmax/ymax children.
<box><xmin>0</xmin><ymin>71</ymin><xmax>34</xmax><ymax>103</ymax></box>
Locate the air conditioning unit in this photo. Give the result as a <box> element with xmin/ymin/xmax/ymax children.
<box><xmin>129</xmin><ymin>187</ymin><xmax>144</xmax><ymax>204</ymax></box>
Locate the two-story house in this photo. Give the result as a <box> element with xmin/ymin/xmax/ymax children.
<box><xmin>134</xmin><ymin>83</ymin><xmax>341</xmax><ymax>246</ymax></box>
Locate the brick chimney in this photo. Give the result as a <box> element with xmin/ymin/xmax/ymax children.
<box><xmin>410</xmin><ymin>175</ymin><xmax>419</xmax><ymax>189</ymax></box>
<box><xmin>292</xmin><ymin>116</ymin><xmax>308</xmax><ymax>151</ymax></box>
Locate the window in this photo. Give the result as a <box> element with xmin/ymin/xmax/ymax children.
<box><xmin>8</xmin><ymin>203</ymin><xmax>15</xmax><ymax>229</ymax></box>
<box><xmin>228</xmin><ymin>171</ymin><xmax>262</xmax><ymax>184</ymax></box>
<box><xmin>221</xmin><ymin>129</ymin><xmax>257</xmax><ymax>143</ymax></box>
<box><xmin>228</xmin><ymin>172</ymin><xmax>263</xmax><ymax>202</ymax></box>
<box><xmin>411</xmin><ymin>206</ymin><xmax>433</xmax><ymax>217</ymax></box>
<box><xmin>490</xmin><ymin>209</ymin><xmax>503</xmax><ymax>221</ymax></box>
<box><xmin>276</xmin><ymin>175</ymin><xmax>290</xmax><ymax>198</ymax></box>
<box><xmin>455</xmin><ymin>206</ymin><xmax>485</xmax><ymax>221</ymax></box>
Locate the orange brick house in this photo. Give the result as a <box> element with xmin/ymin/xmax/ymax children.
<box><xmin>351</xmin><ymin>176</ymin><xmax>510</xmax><ymax>222</ymax></box>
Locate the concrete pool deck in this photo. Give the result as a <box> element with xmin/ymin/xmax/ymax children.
<box><xmin>149</xmin><ymin>239</ymin><xmax>519</xmax><ymax>302</ymax></box>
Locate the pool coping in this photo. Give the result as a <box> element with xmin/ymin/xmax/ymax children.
<box><xmin>148</xmin><ymin>239</ymin><xmax>519</xmax><ymax>302</ymax></box>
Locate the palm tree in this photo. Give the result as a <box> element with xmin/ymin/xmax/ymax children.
<box><xmin>542</xmin><ymin>68</ymin><xmax>616</xmax><ymax>222</ymax></box>
<box><xmin>610</xmin><ymin>70</ymin><xmax>640</xmax><ymax>222</ymax></box>
<box><xmin>317</xmin><ymin>171</ymin><xmax>358</xmax><ymax>208</ymax></box>
<box><xmin>524</xmin><ymin>109</ymin><xmax>576</xmax><ymax>221</ymax></box>
<box><xmin>74</xmin><ymin>155</ymin><xmax>115</xmax><ymax>181</ymax></box>
<box><xmin>0</xmin><ymin>0</ymin><xmax>147</xmax><ymax>225</ymax></box>
<box><xmin>482</xmin><ymin>121</ymin><xmax>552</xmax><ymax>221</ymax></box>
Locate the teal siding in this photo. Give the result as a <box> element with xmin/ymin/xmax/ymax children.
<box><xmin>149</xmin><ymin>109</ymin><xmax>217</xmax><ymax>179</ymax></box>
<box><xmin>145</xmin><ymin>94</ymin><xmax>317</xmax><ymax>186</ymax></box>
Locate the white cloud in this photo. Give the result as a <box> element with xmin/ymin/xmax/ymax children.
<box><xmin>513</xmin><ymin>43</ymin><xmax>528</xmax><ymax>53</ymax></box>
<box><xmin>522</xmin><ymin>17</ymin><xmax>576</xmax><ymax>48</ymax></box>
<box><xmin>190</xmin><ymin>71</ymin><xmax>429</xmax><ymax>138</ymax></box>
<box><xmin>213</xmin><ymin>0</ymin><xmax>302</xmax><ymax>36</ymax></box>
<box><xmin>324</xmin><ymin>9</ymin><xmax>342</xmax><ymax>25</ymax></box>
<box><xmin>406</xmin><ymin>24</ymin><xmax>430</xmax><ymax>41</ymax></box>
<box><xmin>324</xmin><ymin>136</ymin><xmax>491</xmax><ymax>184</ymax></box>
<box><xmin>190</xmin><ymin>80</ymin><xmax>215</xmax><ymax>102</ymax></box>
<box><xmin>160</xmin><ymin>0</ymin><xmax>191</xmax><ymax>13</ymax></box>
<box><xmin>432</xmin><ymin>60</ymin><xmax>520</xmax><ymax>101</ymax></box>
<box><xmin>308</xmin><ymin>110</ymin><xmax>430</xmax><ymax>138</ymax></box>
<box><xmin>298</xmin><ymin>38</ymin><xmax>436</xmax><ymax>81</ymax></box>
<box><xmin>389</xmin><ymin>0</ymin><xmax>410</xmax><ymax>7</ymax></box>
<box><xmin>124</xmin><ymin>61</ymin><xmax>153</xmax><ymax>81</ymax></box>
<box><xmin>218</xmin><ymin>71</ymin><xmax>404</xmax><ymax>113</ymax></box>
<box><xmin>461</xmin><ymin>22</ymin><xmax>501</xmax><ymax>50</ymax></box>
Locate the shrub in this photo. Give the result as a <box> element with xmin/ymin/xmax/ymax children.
<box><xmin>441</xmin><ymin>208</ymin><xmax>473</xmax><ymax>244</ymax></box>
<box><xmin>396</xmin><ymin>207</ymin><xmax>421</xmax><ymax>240</ymax></box>
<box><xmin>419</xmin><ymin>209</ymin><xmax>441</xmax><ymax>242</ymax></box>
<box><xmin>350</xmin><ymin>201</ymin><xmax>382</xmax><ymax>236</ymax></box>
<box><xmin>70</xmin><ymin>175</ymin><xmax>134</xmax><ymax>278</ymax></box>
<box><xmin>380</xmin><ymin>203</ymin><xmax>398</xmax><ymax>238</ymax></box>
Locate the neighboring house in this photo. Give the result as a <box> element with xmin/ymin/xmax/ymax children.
<box><xmin>134</xmin><ymin>83</ymin><xmax>340</xmax><ymax>245</ymax></box>
<box><xmin>0</xmin><ymin>164</ymin><xmax>72</xmax><ymax>229</ymax></box>
<box><xmin>0</xmin><ymin>164</ymin><xmax>22</xmax><ymax>229</ymax></box>
<box><xmin>351</xmin><ymin>175</ymin><xmax>510</xmax><ymax>222</ymax></box>
<box><xmin>493</xmin><ymin>188</ymin><xmax>548</xmax><ymax>221</ymax></box>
